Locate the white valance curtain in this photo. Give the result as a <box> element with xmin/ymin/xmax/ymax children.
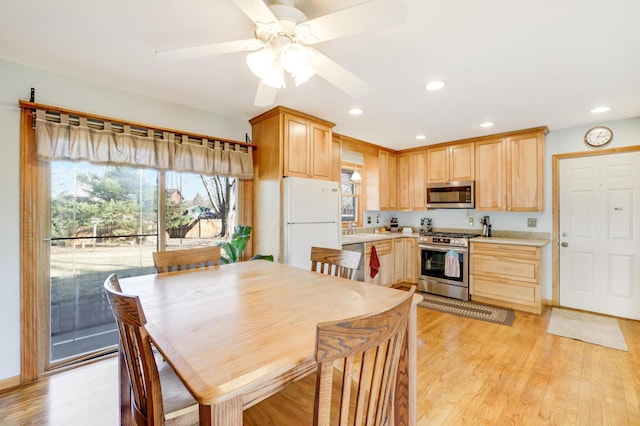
<box><xmin>35</xmin><ymin>109</ymin><xmax>254</xmax><ymax>179</ymax></box>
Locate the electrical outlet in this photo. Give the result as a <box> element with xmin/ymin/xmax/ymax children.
<box><xmin>468</xmin><ymin>217</ymin><xmax>474</xmax><ymax>227</ymax></box>
<box><xmin>367</xmin><ymin>216</ymin><xmax>371</xmax><ymax>224</ymax></box>
<box><xmin>527</xmin><ymin>218</ymin><xmax>537</xmax><ymax>228</ymax></box>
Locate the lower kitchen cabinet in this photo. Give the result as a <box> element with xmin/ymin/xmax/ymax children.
<box><xmin>470</xmin><ymin>242</ymin><xmax>542</xmax><ymax>314</ymax></box>
<box><xmin>364</xmin><ymin>240</ymin><xmax>394</xmax><ymax>287</ymax></box>
<box><xmin>394</xmin><ymin>237</ymin><xmax>418</xmax><ymax>285</ymax></box>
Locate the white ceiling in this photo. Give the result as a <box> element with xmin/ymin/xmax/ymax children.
<box><xmin>1</xmin><ymin>0</ymin><xmax>639</xmax><ymax>150</ymax></box>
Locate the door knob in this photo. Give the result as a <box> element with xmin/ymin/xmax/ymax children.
<box><xmin>561</xmin><ymin>242</ymin><xmax>568</xmax><ymax>247</ymax></box>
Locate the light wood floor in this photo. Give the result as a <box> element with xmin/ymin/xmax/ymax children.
<box><xmin>1</xmin><ymin>305</ymin><xmax>639</xmax><ymax>425</ymax></box>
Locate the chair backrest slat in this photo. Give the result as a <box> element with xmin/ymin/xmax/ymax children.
<box><xmin>153</xmin><ymin>246</ymin><xmax>221</xmax><ymax>273</ymax></box>
<box><xmin>313</xmin><ymin>287</ymin><xmax>415</xmax><ymax>426</ymax></box>
<box><xmin>104</xmin><ymin>274</ymin><xmax>165</xmax><ymax>424</ymax></box>
<box><xmin>310</xmin><ymin>246</ymin><xmax>362</xmax><ymax>280</ymax></box>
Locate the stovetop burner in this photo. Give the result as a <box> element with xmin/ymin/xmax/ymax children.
<box><xmin>418</xmin><ymin>230</ymin><xmax>481</xmax><ymax>248</ymax></box>
<box><xmin>418</xmin><ymin>230</ymin><xmax>481</xmax><ymax>238</ymax></box>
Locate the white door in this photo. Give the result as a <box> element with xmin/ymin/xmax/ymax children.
<box><xmin>559</xmin><ymin>151</ymin><xmax>640</xmax><ymax>320</ymax></box>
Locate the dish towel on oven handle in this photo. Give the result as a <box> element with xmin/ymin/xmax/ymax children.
<box><xmin>370</xmin><ymin>245</ymin><xmax>380</xmax><ymax>278</ymax></box>
<box><xmin>444</xmin><ymin>249</ymin><xmax>461</xmax><ymax>278</ymax></box>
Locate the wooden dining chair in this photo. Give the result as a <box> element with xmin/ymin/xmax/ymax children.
<box><xmin>244</xmin><ymin>287</ymin><xmax>416</xmax><ymax>426</ymax></box>
<box><xmin>104</xmin><ymin>274</ymin><xmax>199</xmax><ymax>426</ymax></box>
<box><xmin>310</xmin><ymin>246</ymin><xmax>362</xmax><ymax>280</ymax></box>
<box><xmin>152</xmin><ymin>246</ymin><xmax>221</xmax><ymax>273</ymax></box>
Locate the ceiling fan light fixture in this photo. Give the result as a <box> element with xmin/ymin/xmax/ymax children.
<box><xmin>246</xmin><ymin>47</ymin><xmax>277</xmax><ymax>79</ymax></box>
<box><xmin>293</xmin><ymin>64</ymin><xmax>315</xmax><ymax>86</ymax></box>
<box><xmin>281</xmin><ymin>43</ymin><xmax>309</xmax><ymax>74</ymax></box>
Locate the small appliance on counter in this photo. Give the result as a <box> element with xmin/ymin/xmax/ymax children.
<box><xmin>389</xmin><ymin>217</ymin><xmax>399</xmax><ymax>232</ymax></box>
<box><xmin>481</xmin><ymin>216</ymin><xmax>492</xmax><ymax>237</ymax></box>
<box><xmin>420</xmin><ymin>217</ymin><xmax>433</xmax><ymax>233</ymax></box>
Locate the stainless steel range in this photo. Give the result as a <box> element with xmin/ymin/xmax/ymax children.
<box><xmin>417</xmin><ymin>230</ymin><xmax>480</xmax><ymax>301</ymax></box>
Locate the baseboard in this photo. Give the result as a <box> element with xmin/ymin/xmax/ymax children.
<box><xmin>0</xmin><ymin>375</ymin><xmax>20</xmax><ymax>393</ymax></box>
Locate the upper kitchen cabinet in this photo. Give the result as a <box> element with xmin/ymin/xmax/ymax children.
<box><xmin>250</xmin><ymin>106</ymin><xmax>335</xmax><ymax>181</ymax></box>
<box><xmin>475</xmin><ymin>138</ymin><xmax>506</xmax><ymax>211</ymax></box>
<box><xmin>378</xmin><ymin>149</ymin><xmax>397</xmax><ymax>210</ymax></box>
<box><xmin>397</xmin><ymin>149</ymin><xmax>427</xmax><ymax>210</ymax></box>
<box><xmin>506</xmin><ymin>130</ymin><xmax>546</xmax><ymax>211</ymax></box>
<box><xmin>339</xmin><ymin>134</ymin><xmax>395</xmax><ymax>211</ymax></box>
<box><xmin>474</xmin><ymin>127</ymin><xmax>547</xmax><ymax>212</ymax></box>
<box><xmin>427</xmin><ymin>142</ymin><xmax>474</xmax><ymax>183</ymax></box>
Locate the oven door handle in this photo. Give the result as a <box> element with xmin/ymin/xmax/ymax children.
<box><xmin>419</xmin><ymin>244</ymin><xmax>467</xmax><ymax>255</ymax></box>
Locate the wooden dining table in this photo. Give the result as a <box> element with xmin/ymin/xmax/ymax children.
<box><xmin>117</xmin><ymin>259</ymin><xmax>419</xmax><ymax>425</ymax></box>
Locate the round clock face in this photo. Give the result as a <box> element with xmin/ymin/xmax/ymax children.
<box><xmin>584</xmin><ymin>126</ymin><xmax>613</xmax><ymax>147</ymax></box>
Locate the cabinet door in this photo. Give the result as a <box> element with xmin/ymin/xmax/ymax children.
<box><xmin>427</xmin><ymin>146</ymin><xmax>449</xmax><ymax>183</ymax></box>
<box><xmin>449</xmin><ymin>143</ymin><xmax>474</xmax><ymax>181</ymax></box>
<box><xmin>506</xmin><ymin>133</ymin><xmax>544</xmax><ymax>211</ymax></box>
<box><xmin>410</xmin><ymin>150</ymin><xmax>426</xmax><ymax>210</ymax></box>
<box><xmin>309</xmin><ymin>122</ymin><xmax>332</xmax><ymax>180</ymax></box>
<box><xmin>388</xmin><ymin>153</ymin><xmax>397</xmax><ymax>209</ymax></box>
<box><xmin>379</xmin><ymin>150</ymin><xmax>391</xmax><ymax>210</ymax></box>
<box><xmin>283</xmin><ymin>114</ymin><xmax>310</xmax><ymax>178</ymax></box>
<box><xmin>394</xmin><ymin>238</ymin><xmax>406</xmax><ymax>284</ymax></box>
<box><xmin>365</xmin><ymin>240</ymin><xmax>394</xmax><ymax>286</ymax></box>
<box><xmin>475</xmin><ymin>138</ymin><xmax>506</xmax><ymax>211</ymax></box>
<box><xmin>405</xmin><ymin>237</ymin><xmax>418</xmax><ymax>284</ymax></box>
<box><xmin>396</xmin><ymin>154</ymin><xmax>411</xmax><ymax>210</ymax></box>
<box><xmin>330</xmin><ymin>137</ymin><xmax>341</xmax><ymax>182</ymax></box>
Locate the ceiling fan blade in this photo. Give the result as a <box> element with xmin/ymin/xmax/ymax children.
<box><xmin>297</xmin><ymin>0</ymin><xmax>407</xmax><ymax>45</ymax></box>
<box><xmin>156</xmin><ymin>39</ymin><xmax>263</xmax><ymax>60</ymax></box>
<box><xmin>254</xmin><ymin>80</ymin><xmax>279</xmax><ymax>107</ymax></box>
<box><xmin>308</xmin><ymin>49</ymin><xmax>369</xmax><ymax>98</ymax></box>
<box><xmin>231</xmin><ymin>0</ymin><xmax>282</xmax><ymax>34</ymax></box>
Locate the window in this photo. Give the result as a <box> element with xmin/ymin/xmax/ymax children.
<box><xmin>49</xmin><ymin>163</ymin><xmax>238</xmax><ymax>362</ymax></box>
<box><xmin>341</xmin><ymin>164</ymin><xmax>362</xmax><ymax>226</ymax></box>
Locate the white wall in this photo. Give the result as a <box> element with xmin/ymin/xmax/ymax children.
<box><xmin>366</xmin><ymin>116</ymin><xmax>640</xmax><ymax>300</ymax></box>
<box><xmin>0</xmin><ymin>58</ymin><xmax>250</xmax><ymax>382</ymax></box>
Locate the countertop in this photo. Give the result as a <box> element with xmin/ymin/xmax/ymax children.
<box><xmin>471</xmin><ymin>236</ymin><xmax>550</xmax><ymax>247</ymax></box>
<box><xmin>341</xmin><ymin>232</ymin><xmax>418</xmax><ymax>244</ymax></box>
<box><xmin>341</xmin><ymin>232</ymin><xmax>550</xmax><ymax>247</ymax></box>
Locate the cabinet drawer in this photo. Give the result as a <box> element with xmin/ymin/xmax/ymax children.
<box><xmin>471</xmin><ymin>254</ymin><xmax>540</xmax><ymax>283</ymax></box>
<box><xmin>471</xmin><ymin>242</ymin><xmax>540</xmax><ymax>260</ymax></box>
<box><xmin>471</xmin><ymin>276</ymin><xmax>539</xmax><ymax>308</ymax></box>
<box><xmin>365</xmin><ymin>240</ymin><xmax>393</xmax><ymax>255</ymax></box>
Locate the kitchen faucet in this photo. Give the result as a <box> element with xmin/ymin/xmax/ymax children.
<box><xmin>348</xmin><ymin>222</ymin><xmax>356</xmax><ymax>234</ymax></box>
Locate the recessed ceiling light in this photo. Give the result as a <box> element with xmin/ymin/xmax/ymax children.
<box><xmin>480</xmin><ymin>122</ymin><xmax>494</xmax><ymax>128</ymax></box>
<box><xmin>425</xmin><ymin>81</ymin><xmax>446</xmax><ymax>91</ymax></box>
<box><xmin>348</xmin><ymin>108</ymin><xmax>363</xmax><ymax>115</ymax></box>
<box><xmin>590</xmin><ymin>106</ymin><xmax>611</xmax><ymax>113</ymax></box>
<box><xmin>415</xmin><ymin>134</ymin><xmax>427</xmax><ymax>140</ymax></box>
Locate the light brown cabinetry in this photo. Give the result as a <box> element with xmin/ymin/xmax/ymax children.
<box><xmin>249</xmin><ymin>107</ymin><xmax>336</xmax><ymax>261</ymax></box>
<box><xmin>378</xmin><ymin>150</ymin><xmax>397</xmax><ymax>210</ymax></box>
<box><xmin>283</xmin><ymin>113</ymin><xmax>333</xmax><ymax>180</ymax></box>
<box><xmin>470</xmin><ymin>242</ymin><xmax>542</xmax><ymax>314</ymax></box>
<box><xmin>427</xmin><ymin>142</ymin><xmax>474</xmax><ymax>183</ymax></box>
<box><xmin>365</xmin><ymin>240</ymin><xmax>394</xmax><ymax>287</ymax></box>
<box><xmin>506</xmin><ymin>132</ymin><xmax>545</xmax><ymax>211</ymax></box>
<box><xmin>394</xmin><ymin>237</ymin><xmax>418</xmax><ymax>285</ymax></box>
<box><xmin>397</xmin><ymin>150</ymin><xmax>426</xmax><ymax>210</ymax></box>
<box><xmin>474</xmin><ymin>138</ymin><xmax>506</xmax><ymax>211</ymax></box>
<box><xmin>474</xmin><ymin>128</ymin><xmax>547</xmax><ymax>212</ymax></box>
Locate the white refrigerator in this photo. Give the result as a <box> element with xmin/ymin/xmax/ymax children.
<box><xmin>283</xmin><ymin>177</ymin><xmax>341</xmax><ymax>270</ymax></box>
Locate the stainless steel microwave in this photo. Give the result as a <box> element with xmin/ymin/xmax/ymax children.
<box><xmin>426</xmin><ymin>181</ymin><xmax>475</xmax><ymax>209</ymax></box>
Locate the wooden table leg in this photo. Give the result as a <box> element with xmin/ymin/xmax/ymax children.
<box><xmin>119</xmin><ymin>346</ymin><xmax>133</xmax><ymax>425</ymax></box>
<box><xmin>199</xmin><ymin>394</ymin><xmax>243</xmax><ymax>426</ymax></box>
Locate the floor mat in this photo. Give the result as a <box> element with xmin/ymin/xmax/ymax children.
<box><xmin>418</xmin><ymin>293</ymin><xmax>515</xmax><ymax>326</ymax></box>
<box><xmin>548</xmin><ymin>307</ymin><xmax>628</xmax><ymax>351</ymax></box>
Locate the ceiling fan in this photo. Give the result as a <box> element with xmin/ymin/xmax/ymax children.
<box><xmin>156</xmin><ymin>0</ymin><xmax>407</xmax><ymax>107</ymax></box>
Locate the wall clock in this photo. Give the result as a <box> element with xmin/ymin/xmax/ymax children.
<box><xmin>584</xmin><ymin>126</ymin><xmax>613</xmax><ymax>147</ymax></box>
